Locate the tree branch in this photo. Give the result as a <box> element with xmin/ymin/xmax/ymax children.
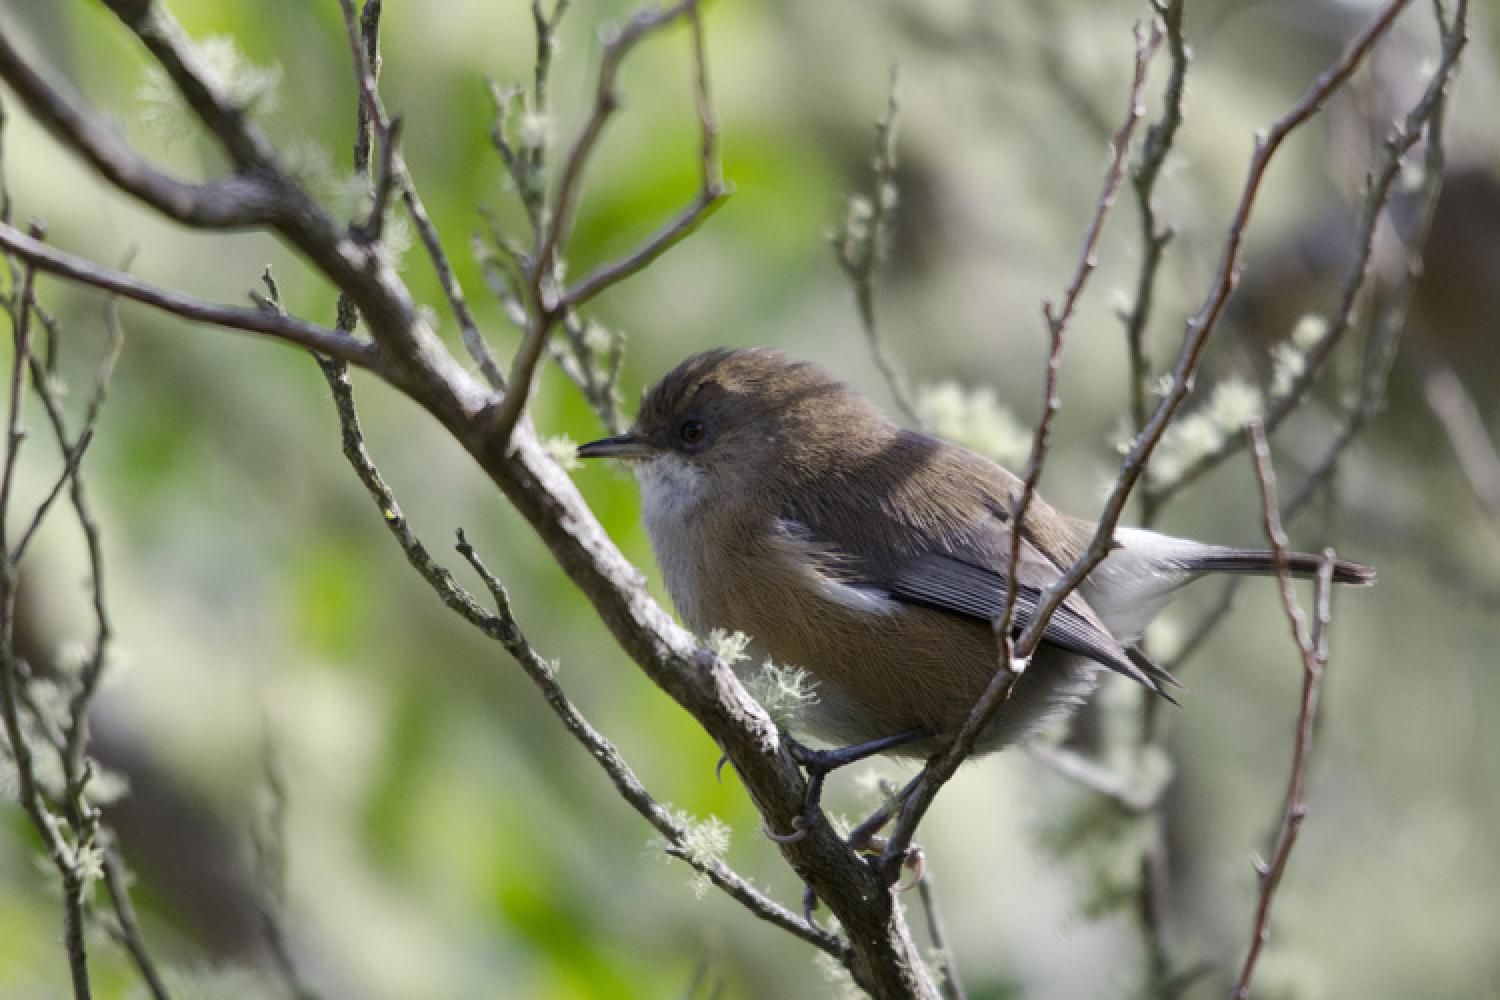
<box><xmin>314</xmin><ymin>356</ymin><xmax>846</xmax><ymax>959</ymax></box>
<box><xmin>1230</xmin><ymin>423</ymin><xmax>1337</xmax><ymax>999</ymax></box>
<box><xmin>491</xmin><ymin>0</ymin><xmax>730</xmax><ymax>446</ymax></box>
<box><xmin>880</xmin><ymin>16</ymin><xmax>1162</xmax><ymax>876</ymax></box>
<box><xmin>833</xmin><ymin>66</ymin><xmax>921</xmax><ymax>427</ymax></box>
<box><xmin>0</xmin><ymin>222</ymin><xmax>383</xmax><ymax>370</ymax></box>
<box><xmin>333</xmin><ymin>0</ymin><xmax>505</xmax><ymax>391</ymax></box>
<box><xmin>0</xmin><ymin>27</ymin><xmax>281</xmax><ymax>228</ymax></box>
<box><xmin>1121</xmin><ymin>0</ymin><xmax>1188</xmax><ymax>525</ymax></box>
<box><xmin>1147</xmin><ymin>0</ymin><xmax>1463</xmax><ymax>503</ymax></box>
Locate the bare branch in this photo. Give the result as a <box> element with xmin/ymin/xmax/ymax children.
<box><xmin>880</xmin><ymin>17</ymin><xmax>1162</xmax><ymax>876</ymax></box>
<box><xmin>314</xmin><ymin>357</ymin><xmax>846</xmax><ymax>959</ymax></box>
<box><xmin>1166</xmin><ymin>0</ymin><xmax>1465</xmax><ymax>675</ymax></box>
<box><xmin>1231</xmin><ymin>423</ymin><xmax>1337</xmax><ymax>999</ymax></box>
<box><xmin>913</xmin><ymin>864</ymin><xmax>966</xmax><ymax>1000</ymax></box>
<box><xmin>0</xmin><ymin>222</ymin><xmax>383</xmax><ymax>370</ymax></box>
<box><xmin>1</xmin><ymin>226</ymin><xmax>94</xmax><ymax>1000</ymax></box>
<box><xmin>834</xmin><ymin>66</ymin><xmax>921</xmax><ymax>427</ymax></box>
<box><xmin>0</xmin><ymin>28</ymin><xmax>281</xmax><ymax>228</ymax></box>
<box><xmin>99</xmin><ymin>836</ymin><xmax>172</xmax><ymax>1000</ymax></box>
<box><xmin>1148</xmin><ymin>0</ymin><xmax>1464</xmax><ymax>503</ymax></box>
<box><xmin>1013</xmin><ymin>0</ymin><xmax>1412</xmax><ymax>664</ymax></box>
<box><xmin>492</xmin><ymin>0</ymin><xmax>730</xmax><ymax>445</ymax></box>
<box><xmin>333</xmin><ymin>0</ymin><xmax>505</xmax><ymax>390</ymax></box>
<box><xmin>1121</xmin><ymin>0</ymin><xmax>1188</xmax><ymax>515</ymax></box>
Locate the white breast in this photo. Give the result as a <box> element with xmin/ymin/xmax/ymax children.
<box><xmin>635</xmin><ymin>455</ymin><xmax>711</xmax><ymax>626</ymax></box>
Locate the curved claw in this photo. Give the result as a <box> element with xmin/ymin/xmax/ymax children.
<box><xmin>802</xmin><ymin>884</ymin><xmax>819</xmax><ymax>924</ymax></box>
<box><xmin>892</xmin><ymin>845</ymin><xmax>926</xmax><ymax>892</ymax></box>
<box><xmin>763</xmin><ymin>816</ymin><xmax>809</xmax><ymax>844</ymax></box>
<box><xmin>715</xmin><ymin>754</ymin><xmax>730</xmax><ymax>783</ymax></box>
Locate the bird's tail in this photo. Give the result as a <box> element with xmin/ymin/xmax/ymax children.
<box><xmin>1186</xmin><ymin>547</ymin><xmax>1375</xmax><ymax>586</ymax></box>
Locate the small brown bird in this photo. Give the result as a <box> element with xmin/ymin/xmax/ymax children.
<box><xmin>579</xmin><ymin>348</ymin><xmax>1372</xmax><ymax>766</ymax></box>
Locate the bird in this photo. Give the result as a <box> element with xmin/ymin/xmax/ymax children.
<box><xmin>577</xmin><ymin>348</ymin><xmax>1373</xmax><ymax>777</ymax></box>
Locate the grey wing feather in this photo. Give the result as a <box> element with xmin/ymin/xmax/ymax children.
<box><xmin>890</xmin><ymin>551</ymin><xmax>1175</xmax><ymax>697</ymax></box>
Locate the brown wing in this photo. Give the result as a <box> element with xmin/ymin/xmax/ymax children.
<box><xmin>778</xmin><ymin>431</ymin><xmax>1173</xmax><ymax>696</ymax></box>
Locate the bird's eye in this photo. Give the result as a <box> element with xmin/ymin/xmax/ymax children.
<box><xmin>679</xmin><ymin>419</ymin><xmax>706</xmax><ymax>446</ymax></box>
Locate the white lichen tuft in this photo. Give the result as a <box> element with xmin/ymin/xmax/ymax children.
<box><xmin>1291</xmin><ymin>313</ymin><xmax>1328</xmax><ymax>352</ymax></box>
<box><xmin>915</xmin><ymin>381</ymin><xmax>1031</xmax><ymax>468</ymax></box>
<box><xmin>817</xmin><ymin>952</ymin><xmax>866</xmax><ymax>1000</ymax></box>
<box><xmin>1205</xmin><ymin>377</ymin><xmax>1264</xmax><ymax>433</ymax></box>
<box><xmin>1149</xmin><ymin>378</ymin><xmax>1263</xmax><ymax>488</ymax></box>
<box><xmin>74</xmin><ymin>841</ymin><xmax>106</xmax><ymax>887</ymax></box>
<box><xmin>581</xmin><ymin>319</ymin><xmax>614</xmax><ymax>355</ymax></box>
<box><xmin>543</xmin><ymin>434</ymin><xmax>581</xmax><ymax>472</ymax></box>
<box><xmin>660</xmin><ymin>808</ymin><xmax>732</xmax><ymax>899</ymax></box>
<box><xmin>745</xmin><ymin>660</ymin><xmax>819</xmax><ymax>729</ymax></box>
<box><xmin>516</xmin><ymin>110</ymin><xmax>554</xmax><ymax>153</ymax></box>
<box><xmin>705</xmin><ymin>628</ymin><xmax>751</xmax><ymax>668</ymax></box>
<box><xmin>1270</xmin><ymin>343</ymin><xmax>1308</xmax><ymax>400</ymax></box>
<box><xmin>139</xmin><ymin>37</ymin><xmax>282</xmax><ymax>140</ymax></box>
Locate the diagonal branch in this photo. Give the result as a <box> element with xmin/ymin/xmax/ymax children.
<box><xmin>1011</xmin><ymin>0</ymin><xmax>1411</xmax><ymax>665</ymax></box>
<box><xmin>1163</xmin><ymin>0</ymin><xmax>1466</xmax><ymax>677</ymax></box>
<box><xmin>0</xmin><ymin>2</ymin><xmax>952</xmax><ymax>993</ymax></box>
<box><xmin>1147</xmin><ymin>0</ymin><xmax>1464</xmax><ymax>503</ymax></box>
<box><xmin>315</xmin><ymin>357</ymin><xmax>846</xmax><ymax>959</ymax></box>
<box><xmin>491</xmin><ymin>0</ymin><xmax>730</xmax><ymax>445</ymax></box>
<box><xmin>881</xmin><ymin>16</ymin><xmax>1162</xmax><ymax>875</ymax></box>
<box><xmin>1231</xmin><ymin>423</ymin><xmax>1337</xmax><ymax>999</ymax></box>
<box><xmin>333</xmin><ymin>0</ymin><xmax>505</xmax><ymax>391</ymax></box>
<box><xmin>0</xmin><ymin>222</ymin><xmax>383</xmax><ymax>371</ymax></box>
<box><xmin>0</xmin><ymin>27</ymin><xmax>281</xmax><ymax>228</ymax></box>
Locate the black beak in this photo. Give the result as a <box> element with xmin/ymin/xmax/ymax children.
<box><xmin>576</xmin><ymin>433</ymin><xmax>653</xmax><ymax>460</ymax></box>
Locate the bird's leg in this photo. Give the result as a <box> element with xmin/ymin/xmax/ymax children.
<box><xmin>766</xmin><ymin>728</ymin><xmax>930</xmax><ymax>845</ymax></box>
<box><xmin>800</xmin><ymin>772</ymin><xmax>928</xmax><ymax>921</ymax></box>
<box><xmin>851</xmin><ymin>775</ymin><xmax>928</xmax><ymax>889</ymax></box>
<box><xmin>846</xmin><ymin>773</ymin><xmax>922</xmax><ymax>854</ymax></box>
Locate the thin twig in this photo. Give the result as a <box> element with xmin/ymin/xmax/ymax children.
<box><xmin>1121</xmin><ymin>0</ymin><xmax>1188</xmax><ymax>524</ymax></box>
<box><xmin>1164</xmin><ymin>0</ymin><xmax>1465</xmax><ymax>675</ymax></box>
<box><xmin>0</xmin><ymin>28</ymin><xmax>281</xmax><ymax>228</ymax></box>
<box><xmin>1231</xmin><ymin>424</ymin><xmax>1337</xmax><ymax>999</ymax></box>
<box><xmin>0</xmin><ymin>226</ymin><xmax>93</xmax><ymax>1000</ymax></box>
<box><xmin>333</xmin><ymin>0</ymin><xmax>505</xmax><ymax>390</ymax></box>
<box><xmin>13</xmin><ymin>254</ymin><xmax>167</xmax><ymax>999</ymax></box>
<box><xmin>1010</xmin><ymin>0</ymin><xmax>1411</xmax><ymax>668</ymax></box>
<box><xmin>314</xmin><ymin>360</ymin><xmax>846</xmax><ymax>959</ymax></box>
<box><xmin>484</xmin><ymin>4</ymin><xmax>628</xmax><ymax>430</ymax></box>
<box><xmin>99</xmin><ymin>837</ymin><xmax>171</xmax><ymax>1000</ymax></box>
<box><xmin>880</xmin><ymin>18</ymin><xmax>1162</xmax><ymax>876</ymax></box>
<box><xmin>1148</xmin><ymin>0</ymin><xmax>1462</xmax><ymax>503</ymax></box>
<box><xmin>833</xmin><ymin>65</ymin><xmax>920</xmax><ymax>426</ymax></box>
<box><xmin>0</xmin><ymin>223</ymin><xmax>382</xmax><ymax>370</ymax></box>
<box><xmin>491</xmin><ymin>0</ymin><xmax>730</xmax><ymax>445</ymax></box>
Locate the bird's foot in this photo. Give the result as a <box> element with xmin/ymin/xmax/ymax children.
<box><xmin>766</xmin><ymin>729</ymin><xmax>929</xmax><ymax>845</ymax></box>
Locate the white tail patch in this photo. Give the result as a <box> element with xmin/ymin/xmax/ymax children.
<box><xmin>1081</xmin><ymin>527</ymin><xmax>1207</xmax><ymax>640</ymax></box>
